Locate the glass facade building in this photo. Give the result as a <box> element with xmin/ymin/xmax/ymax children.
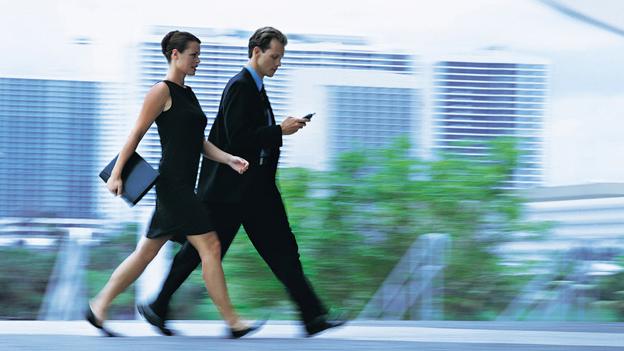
<box><xmin>327</xmin><ymin>85</ymin><xmax>417</xmax><ymax>155</ymax></box>
<box><xmin>0</xmin><ymin>77</ymin><xmax>101</xmax><ymax>219</ymax></box>
<box><xmin>282</xmin><ymin>68</ymin><xmax>420</xmax><ymax>171</ymax></box>
<box><xmin>431</xmin><ymin>56</ymin><xmax>548</xmax><ymax>189</ymax></box>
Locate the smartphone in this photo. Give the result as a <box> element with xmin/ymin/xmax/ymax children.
<box><xmin>303</xmin><ymin>112</ymin><xmax>315</xmax><ymax>120</ymax></box>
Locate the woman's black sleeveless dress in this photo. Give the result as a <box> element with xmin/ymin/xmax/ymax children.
<box><xmin>146</xmin><ymin>80</ymin><xmax>214</xmax><ymax>243</ymax></box>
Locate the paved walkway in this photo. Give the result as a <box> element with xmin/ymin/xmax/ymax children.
<box><xmin>1</xmin><ymin>320</ymin><xmax>622</xmax><ymax>351</ymax></box>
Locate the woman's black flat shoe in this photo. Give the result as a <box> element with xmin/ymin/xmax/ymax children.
<box><xmin>85</xmin><ymin>304</ymin><xmax>119</xmax><ymax>337</ymax></box>
<box><xmin>229</xmin><ymin>319</ymin><xmax>266</xmax><ymax>339</ymax></box>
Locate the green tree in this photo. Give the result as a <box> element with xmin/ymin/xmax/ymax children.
<box><xmin>276</xmin><ymin>136</ymin><xmax>542</xmax><ymax>319</ymax></box>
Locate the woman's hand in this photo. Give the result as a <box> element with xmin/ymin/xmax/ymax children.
<box><xmin>106</xmin><ymin>176</ymin><xmax>123</xmax><ymax>196</ymax></box>
<box><xmin>228</xmin><ymin>155</ymin><xmax>250</xmax><ymax>174</ymax></box>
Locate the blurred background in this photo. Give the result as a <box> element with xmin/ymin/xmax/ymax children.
<box><xmin>0</xmin><ymin>0</ymin><xmax>623</xmax><ymax>323</ymax></box>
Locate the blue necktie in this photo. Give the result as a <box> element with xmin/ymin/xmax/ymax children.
<box><xmin>260</xmin><ymin>86</ymin><xmax>271</xmax><ymax>164</ymax></box>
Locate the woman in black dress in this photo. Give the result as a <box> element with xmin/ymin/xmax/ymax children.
<box><xmin>86</xmin><ymin>31</ymin><xmax>254</xmax><ymax>337</ymax></box>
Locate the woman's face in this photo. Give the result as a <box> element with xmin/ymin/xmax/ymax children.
<box><xmin>172</xmin><ymin>41</ymin><xmax>200</xmax><ymax>76</ymax></box>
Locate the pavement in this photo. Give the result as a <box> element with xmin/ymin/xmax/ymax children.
<box><xmin>0</xmin><ymin>320</ymin><xmax>622</xmax><ymax>351</ymax></box>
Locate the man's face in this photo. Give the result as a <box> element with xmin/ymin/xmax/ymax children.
<box><xmin>254</xmin><ymin>38</ymin><xmax>285</xmax><ymax>78</ymax></box>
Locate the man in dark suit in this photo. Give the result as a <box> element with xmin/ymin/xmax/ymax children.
<box><xmin>138</xmin><ymin>27</ymin><xmax>345</xmax><ymax>337</ymax></box>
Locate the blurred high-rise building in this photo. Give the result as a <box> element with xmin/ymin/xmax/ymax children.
<box><xmin>95</xmin><ymin>81</ymin><xmax>133</xmax><ymax>220</ymax></box>
<box><xmin>284</xmin><ymin>68</ymin><xmax>420</xmax><ymax>170</ymax></box>
<box><xmin>0</xmin><ymin>77</ymin><xmax>102</xmax><ymax>219</ymax></box>
<box><xmin>428</xmin><ymin>52</ymin><xmax>548</xmax><ymax>189</ymax></box>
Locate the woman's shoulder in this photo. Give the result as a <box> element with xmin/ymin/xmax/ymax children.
<box><xmin>148</xmin><ymin>81</ymin><xmax>171</xmax><ymax>98</ymax></box>
<box><xmin>142</xmin><ymin>82</ymin><xmax>171</xmax><ymax>109</ymax></box>
<box><xmin>154</xmin><ymin>81</ymin><xmax>171</xmax><ymax>91</ymax></box>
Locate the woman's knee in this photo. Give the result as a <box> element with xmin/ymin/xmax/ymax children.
<box><xmin>135</xmin><ymin>241</ymin><xmax>161</xmax><ymax>262</ymax></box>
<box><xmin>207</xmin><ymin>236</ymin><xmax>221</xmax><ymax>257</ymax></box>
<box><xmin>198</xmin><ymin>232</ymin><xmax>221</xmax><ymax>258</ymax></box>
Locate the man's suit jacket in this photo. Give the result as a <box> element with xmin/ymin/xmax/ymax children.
<box><xmin>198</xmin><ymin>68</ymin><xmax>283</xmax><ymax>203</ymax></box>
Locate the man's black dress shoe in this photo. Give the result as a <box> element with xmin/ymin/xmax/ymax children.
<box><xmin>85</xmin><ymin>304</ymin><xmax>119</xmax><ymax>337</ymax></box>
<box><xmin>137</xmin><ymin>303</ymin><xmax>175</xmax><ymax>336</ymax></box>
<box><xmin>228</xmin><ymin>319</ymin><xmax>266</xmax><ymax>339</ymax></box>
<box><xmin>305</xmin><ymin>314</ymin><xmax>347</xmax><ymax>337</ymax></box>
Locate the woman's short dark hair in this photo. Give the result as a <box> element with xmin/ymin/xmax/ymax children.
<box><xmin>161</xmin><ymin>31</ymin><xmax>201</xmax><ymax>63</ymax></box>
<box><xmin>248</xmin><ymin>27</ymin><xmax>288</xmax><ymax>58</ymax></box>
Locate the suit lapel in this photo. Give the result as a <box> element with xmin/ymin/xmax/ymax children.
<box><xmin>241</xmin><ymin>68</ymin><xmax>274</xmax><ymax>126</ymax></box>
<box><xmin>260</xmin><ymin>87</ymin><xmax>276</xmax><ymax>126</ymax></box>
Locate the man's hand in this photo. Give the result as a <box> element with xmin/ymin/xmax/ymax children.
<box><xmin>280</xmin><ymin>117</ymin><xmax>307</xmax><ymax>135</ymax></box>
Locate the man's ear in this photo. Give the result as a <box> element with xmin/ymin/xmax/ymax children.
<box><xmin>252</xmin><ymin>46</ymin><xmax>261</xmax><ymax>58</ymax></box>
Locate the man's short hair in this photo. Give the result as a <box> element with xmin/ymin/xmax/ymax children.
<box><xmin>248</xmin><ymin>27</ymin><xmax>288</xmax><ymax>58</ymax></box>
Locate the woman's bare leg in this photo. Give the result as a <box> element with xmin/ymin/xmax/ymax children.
<box><xmin>90</xmin><ymin>236</ymin><xmax>169</xmax><ymax>322</ymax></box>
<box><xmin>186</xmin><ymin>232</ymin><xmax>246</xmax><ymax>329</ymax></box>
